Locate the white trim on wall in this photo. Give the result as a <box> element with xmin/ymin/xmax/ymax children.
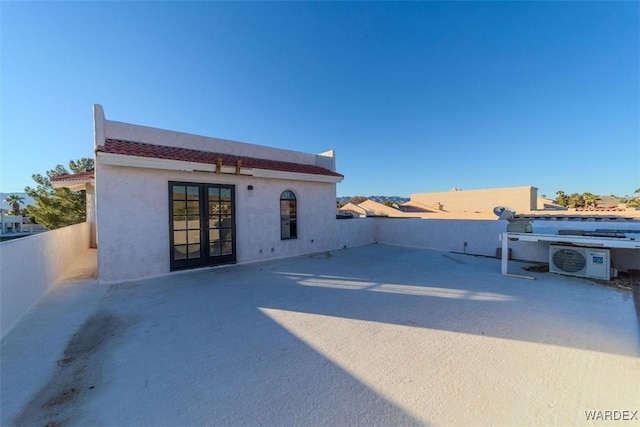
<box><xmin>97</xmin><ymin>152</ymin><xmax>343</xmax><ymax>184</ymax></box>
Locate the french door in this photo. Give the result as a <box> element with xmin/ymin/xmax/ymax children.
<box><xmin>169</xmin><ymin>182</ymin><xmax>236</xmax><ymax>270</ymax></box>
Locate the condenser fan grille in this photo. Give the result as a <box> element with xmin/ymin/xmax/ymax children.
<box><xmin>552</xmin><ymin>249</ymin><xmax>586</xmax><ymax>273</ymax></box>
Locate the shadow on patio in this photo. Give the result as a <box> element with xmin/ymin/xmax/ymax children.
<box><xmin>2</xmin><ymin>244</ymin><xmax>638</xmax><ymax>426</ymax></box>
<box><xmin>266</xmin><ymin>245</ymin><xmax>639</xmax><ymax>358</ymax></box>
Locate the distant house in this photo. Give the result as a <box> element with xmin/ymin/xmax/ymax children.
<box><xmin>339</xmin><ymin>200</ymin><xmax>422</xmax><ymax>218</ymax></box>
<box><xmin>338</xmin><ymin>202</ymin><xmax>368</xmax><ymax>218</ymax></box>
<box><xmin>339</xmin><ymin>198</ymin><xmax>497</xmax><ymax>219</ymax></box>
<box><xmin>410</xmin><ymin>186</ymin><xmax>538</xmax><ymax>214</ymax></box>
<box><xmin>536</xmin><ymin>197</ymin><xmax>567</xmax><ymax>211</ymax></box>
<box><xmin>51</xmin><ymin>171</ymin><xmax>96</xmax><ymax>247</ymax></box>
<box><xmin>55</xmin><ymin>105</ymin><xmax>343</xmax><ymax>282</ymax></box>
<box><xmin>0</xmin><ymin>208</ymin><xmax>23</xmax><ymax>234</ymax></box>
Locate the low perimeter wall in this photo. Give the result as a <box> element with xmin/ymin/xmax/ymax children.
<box><xmin>0</xmin><ymin>222</ymin><xmax>90</xmax><ymax>339</ymax></box>
<box><xmin>374</xmin><ymin>218</ymin><xmax>506</xmax><ymax>256</ymax></box>
<box><xmin>338</xmin><ymin>218</ymin><xmax>640</xmax><ymax>272</ymax></box>
<box><xmin>336</xmin><ymin>218</ymin><xmax>377</xmax><ymax>249</ymax></box>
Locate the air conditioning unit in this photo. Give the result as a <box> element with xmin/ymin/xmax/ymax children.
<box><xmin>549</xmin><ymin>245</ymin><xmax>610</xmax><ymax>280</ymax></box>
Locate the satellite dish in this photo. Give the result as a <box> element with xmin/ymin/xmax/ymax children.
<box><xmin>493</xmin><ymin>206</ymin><xmax>515</xmax><ymax>220</ymax></box>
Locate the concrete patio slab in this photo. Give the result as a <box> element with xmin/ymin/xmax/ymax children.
<box><xmin>1</xmin><ymin>244</ymin><xmax>638</xmax><ymax>426</ymax></box>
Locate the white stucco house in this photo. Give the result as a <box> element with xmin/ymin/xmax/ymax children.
<box><xmin>0</xmin><ymin>208</ymin><xmax>22</xmax><ymax>234</ymax></box>
<box><xmin>55</xmin><ymin>105</ymin><xmax>343</xmax><ymax>282</ymax></box>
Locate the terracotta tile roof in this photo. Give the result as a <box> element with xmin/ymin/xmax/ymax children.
<box><xmin>96</xmin><ymin>139</ymin><xmax>343</xmax><ymax>178</ymax></box>
<box><xmin>50</xmin><ymin>171</ymin><xmax>95</xmax><ymax>181</ymax></box>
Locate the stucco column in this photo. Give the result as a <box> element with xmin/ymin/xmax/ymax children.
<box><xmin>86</xmin><ymin>183</ymin><xmax>97</xmax><ymax>248</ymax></box>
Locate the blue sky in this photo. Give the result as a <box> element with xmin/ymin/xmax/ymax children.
<box><xmin>1</xmin><ymin>1</ymin><xmax>638</xmax><ymax>198</ymax></box>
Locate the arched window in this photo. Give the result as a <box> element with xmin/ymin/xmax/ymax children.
<box><xmin>280</xmin><ymin>190</ymin><xmax>297</xmax><ymax>240</ymax></box>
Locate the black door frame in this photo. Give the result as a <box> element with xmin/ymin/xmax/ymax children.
<box><xmin>169</xmin><ymin>181</ymin><xmax>236</xmax><ymax>271</ymax></box>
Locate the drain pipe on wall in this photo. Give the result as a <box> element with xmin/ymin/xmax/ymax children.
<box><xmin>463</xmin><ymin>241</ymin><xmax>467</xmax><ymax>254</ymax></box>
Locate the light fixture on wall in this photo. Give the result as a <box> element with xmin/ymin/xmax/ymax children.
<box><xmin>247</xmin><ymin>185</ymin><xmax>254</xmax><ymax>191</ymax></box>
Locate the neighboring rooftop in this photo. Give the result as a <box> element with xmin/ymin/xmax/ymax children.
<box><xmin>338</xmin><ymin>187</ymin><xmax>640</xmax><ymax>221</ymax></box>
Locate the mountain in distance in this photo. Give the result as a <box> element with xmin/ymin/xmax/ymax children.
<box><xmin>337</xmin><ymin>195</ymin><xmax>409</xmax><ymax>205</ymax></box>
<box><xmin>0</xmin><ymin>192</ymin><xmax>35</xmax><ymax>211</ymax></box>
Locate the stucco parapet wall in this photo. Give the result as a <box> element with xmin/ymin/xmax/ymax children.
<box><xmin>96</xmin><ymin>139</ymin><xmax>343</xmax><ymax>183</ymax></box>
<box><xmin>103</xmin><ymin>118</ymin><xmax>337</xmax><ymax>171</ymax></box>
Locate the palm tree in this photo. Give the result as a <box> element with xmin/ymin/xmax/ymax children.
<box><xmin>582</xmin><ymin>192</ymin><xmax>599</xmax><ymax>209</ymax></box>
<box><xmin>555</xmin><ymin>190</ymin><xmax>568</xmax><ymax>207</ymax></box>
<box><xmin>2</xmin><ymin>194</ymin><xmax>24</xmax><ymax>215</ymax></box>
<box><xmin>627</xmin><ymin>188</ymin><xmax>640</xmax><ymax>208</ymax></box>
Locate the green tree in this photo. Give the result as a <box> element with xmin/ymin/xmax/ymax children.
<box><xmin>555</xmin><ymin>190</ymin><xmax>569</xmax><ymax>207</ymax></box>
<box><xmin>24</xmin><ymin>158</ymin><xmax>94</xmax><ymax>230</ymax></box>
<box><xmin>582</xmin><ymin>192</ymin><xmax>600</xmax><ymax>209</ymax></box>
<box><xmin>626</xmin><ymin>188</ymin><xmax>640</xmax><ymax>208</ymax></box>
<box><xmin>567</xmin><ymin>193</ymin><xmax>585</xmax><ymax>208</ymax></box>
<box><xmin>2</xmin><ymin>194</ymin><xmax>25</xmax><ymax>215</ymax></box>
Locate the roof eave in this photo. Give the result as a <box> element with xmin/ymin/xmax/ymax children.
<box><xmin>97</xmin><ymin>152</ymin><xmax>343</xmax><ymax>183</ymax></box>
<box><xmin>51</xmin><ymin>178</ymin><xmax>94</xmax><ymax>191</ymax></box>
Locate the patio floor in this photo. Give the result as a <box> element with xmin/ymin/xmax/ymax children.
<box><xmin>1</xmin><ymin>244</ymin><xmax>638</xmax><ymax>426</ymax></box>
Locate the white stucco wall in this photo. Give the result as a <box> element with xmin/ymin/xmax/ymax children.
<box><xmin>369</xmin><ymin>218</ymin><xmax>639</xmax><ymax>272</ymax></box>
<box><xmin>96</xmin><ymin>164</ymin><xmax>338</xmax><ymax>282</ymax></box>
<box><xmin>336</xmin><ymin>218</ymin><xmax>377</xmax><ymax>249</ymax></box>
<box><xmin>374</xmin><ymin>218</ymin><xmax>507</xmax><ymax>256</ymax></box>
<box><xmin>0</xmin><ymin>222</ymin><xmax>90</xmax><ymax>339</ymax></box>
